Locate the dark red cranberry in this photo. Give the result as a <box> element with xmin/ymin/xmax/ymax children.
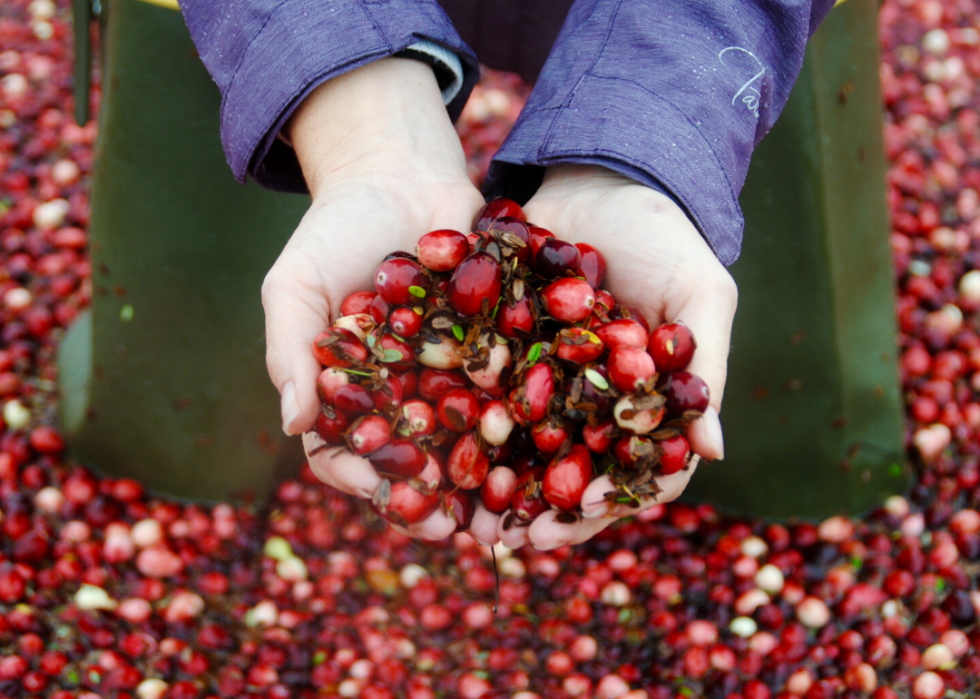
<box><xmin>375</xmin><ymin>258</ymin><xmax>428</xmax><ymax>305</ymax></box>
<box><xmin>657</xmin><ymin>371</ymin><xmax>710</xmax><ymax>415</ymax></box>
<box><xmin>368</xmin><ymin>440</ymin><xmax>427</xmax><ymax>480</ymax></box>
<box><xmin>534</xmin><ymin>238</ymin><xmax>582</xmax><ymax>279</ymax></box>
<box><xmin>448</xmin><ymin>253</ymin><xmax>501</xmax><ymax>317</ymax></box>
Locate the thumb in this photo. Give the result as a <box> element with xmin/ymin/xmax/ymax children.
<box><xmin>262</xmin><ymin>270</ymin><xmax>331</xmax><ymax>436</ymax></box>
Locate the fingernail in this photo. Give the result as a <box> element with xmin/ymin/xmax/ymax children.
<box><xmin>281</xmin><ymin>381</ymin><xmax>299</xmax><ymax>436</ymax></box>
<box><xmin>705</xmin><ymin>406</ymin><xmax>724</xmax><ymax>460</ymax></box>
<box><xmin>582</xmin><ymin>497</ymin><xmax>612</xmax><ymax>518</ymax></box>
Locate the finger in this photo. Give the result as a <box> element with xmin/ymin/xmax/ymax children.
<box><xmin>469</xmin><ymin>504</ymin><xmax>502</xmax><ymax>546</ymax></box>
<box><xmin>406</xmin><ymin>508</ymin><xmax>458</xmax><ymax>541</ymax></box>
<box><xmin>688</xmin><ymin>406</ymin><xmax>724</xmax><ymax>461</ymax></box>
<box><xmin>579</xmin><ymin>459</ymin><xmax>700</xmax><ymax>519</ymax></box>
<box><xmin>497</xmin><ymin>510</ymin><xmax>530</xmax><ymax>549</ymax></box>
<box><xmin>527</xmin><ymin>510</ymin><xmax>617</xmax><ymax>550</ymax></box>
<box><xmin>302</xmin><ymin>432</ymin><xmax>381</xmax><ymax>497</ymax></box>
<box><xmin>263</xmin><ymin>267</ymin><xmax>331</xmax><ymax>436</ymax></box>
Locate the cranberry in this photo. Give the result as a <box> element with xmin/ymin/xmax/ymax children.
<box><xmin>543</xmin><ymin>444</ymin><xmax>593</xmax><ymax>511</ymax></box>
<box><xmin>658</xmin><ymin>371</ymin><xmax>710</xmax><ymax>415</ymax></box>
<box><xmin>535</xmin><ymin>238</ymin><xmax>582</xmax><ymax>278</ymax></box>
<box><xmin>416</xmin><ymin>229</ymin><xmax>469</xmax><ymax>272</ymax></box>
<box><xmin>375</xmin><ymin>257</ymin><xmax>428</xmax><ymax>305</ymax></box>
<box><xmin>448</xmin><ymin>252</ymin><xmax>501</xmax><ymax>316</ymax></box>
<box><xmin>542</xmin><ymin>278</ymin><xmax>596</xmax><ymax>323</ymax></box>
<box><xmin>474</xmin><ymin>198</ymin><xmax>526</xmax><ymax>231</ymax></box>
<box><xmin>369</xmin><ymin>440</ymin><xmax>427</xmax><ymax>480</ymax></box>
<box><xmin>436</xmin><ymin>388</ymin><xmax>480</xmax><ymax>432</ymax></box>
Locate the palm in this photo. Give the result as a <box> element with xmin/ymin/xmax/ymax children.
<box><xmin>264</xmin><ymin>175</ymin><xmax>485</xmax><ymax>541</ymax></box>
<box><xmin>492</xmin><ymin>165</ymin><xmax>737</xmax><ymax>550</ymax></box>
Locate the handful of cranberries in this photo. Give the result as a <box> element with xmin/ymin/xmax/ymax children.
<box><xmin>309</xmin><ymin>199</ymin><xmax>710</xmax><ymax>536</ymax></box>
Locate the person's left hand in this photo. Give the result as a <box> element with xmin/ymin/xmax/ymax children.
<box><xmin>475</xmin><ymin>164</ymin><xmax>736</xmax><ymax>551</ymax></box>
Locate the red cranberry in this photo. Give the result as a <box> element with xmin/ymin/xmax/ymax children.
<box><xmin>375</xmin><ymin>257</ymin><xmax>428</xmax><ymax>305</ymax></box>
<box><xmin>448</xmin><ymin>253</ymin><xmax>501</xmax><ymax>316</ymax></box>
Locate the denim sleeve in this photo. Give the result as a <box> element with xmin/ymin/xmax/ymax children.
<box><xmin>180</xmin><ymin>0</ymin><xmax>479</xmax><ymax>193</ymax></box>
<box><xmin>484</xmin><ymin>0</ymin><xmax>838</xmax><ymax>265</ymax></box>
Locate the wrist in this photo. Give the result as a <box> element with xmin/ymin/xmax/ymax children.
<box><xmin>288</xmin><ymin>58</ymin><xmax>466</xmax><ymax>199</ymax></box>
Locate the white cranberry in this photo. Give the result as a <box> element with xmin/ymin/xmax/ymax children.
<box><xmin>739</xmin><ymin>535</ymin><xmax>768</xmax><ymax>558</ymax></box>
<box><xmin>796</xmin><ymin>597</ymin><xmax>831</xmax><ymax>628</ymax></box>
<box><xmin>595</xmin><ymin>674</ymin><xmax>630</xmax><ymax>699</ymax></box>
<box><xmin>754</xmin><ymin>564</ymin><xmax>784</xmax><ymax>593</ymax></box>
<box><xmin>3</xmin><ymin>399</ymin><xmax>31</xmax><ymax>429</ymax></box>
<box><xmin>399</xmin><ymin>563</ymin><xmax>428</xmax><ymax>589</ymax></box>
<box><xmin>247</xmin><ymin>600</ymin><xmax>278</xmax><ymax>627</ymax></box>
<box><xmin>818</xmin><ymin>515</ymin><xmax>855</xmax><ymax>543</ymax></box>
<box><xmin>164</xmin><ymin>592</ymin><xmax>205</xmax><ymax>622</ymax></box>
<box><xmin>131</xmin><ymin>519</ymin><xmax>164</xmax><ymax>548</ymax></box>
<box><xmin>31</xmin><ymin>198</ymin><xmax>70</xmax><ymax>229</ymax></box>
<box><xmin>3</xmin><ymin>287</ymin><xmax>32</xmax><ymax>311</ymax></box>
<box><xmin>884</xmin><ymin>495</ymin><xmax>910</xmax><ymax>518</ymax></box>
<box><xmin>922</xmin><ymin>28</ymin><xmax>951</xmax><ymax>55</ymax></box>
<box><xmin>136</xmin><ymin>679</ymin><xmax>169</xmax><ymax>699</ymax></box>
<box><xmin>75</xmin><ymin>584</ymin><xmax>118</xmax><ymax>611</ymax></box>
<box><xmin>921</xmin><ymin>643</ymin><xmax>955</xmax><ymax>670</ymax></box>
<box><xmin>734</xmin><ymin>589</ymin><xmax>769</xmax><ymax>616</ymax></box>
<box><xmin>418</xmin><ymin>336</ymin><xmax>463</xmax><ymax>369</ymax></box>
<box><xmin>600</xmin><ymin>581</ymin><xmax>630</xmax><ymax>606</ymax></box>
<box><xmin>912</xmin><ymin>671</ymin><xmax>945</xmax><ymax>699</ymax></box>
<box><xmin>276</xmin><ymin>557</ymin><xmax>308</xmax><ymax>582</ymax></box>
<box><xmin>117</xmin><ymin>598</ymin><xmax>152</xmax><ymax>623</ymax></box>
<box><xmin>729</xmin><ymin>616</ymin><xmax>758</xmax><ymax>638</ymax></box>
<box><xmin>34</xmin><ymin>486</ymin><xmax>64</xmax><ymax>513</ymax></box>
<box><xmin>785</xmin><ymin>668</ymin><xmax>813</xmax><ymax>695</ymax></box>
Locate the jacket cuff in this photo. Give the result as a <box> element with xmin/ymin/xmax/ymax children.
<box><xmin>486</xmin><ymin>75</ymin><xmax>744</xmax><ymax>266</ymax></box>
<box><xmin>220</xmin><ymin>0</ymin><xmax>478</xmax><ymax>193</ymax></box>
<box><xmin>399</xmin><ymin>40</ymin><xmax>465</xmax><ymax>105</ymax></box>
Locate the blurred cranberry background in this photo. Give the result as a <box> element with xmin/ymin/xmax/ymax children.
<box><xmin>0</xmin><ymin>1</ymin><xmax>980</xmax><ymax>698</ymax></box>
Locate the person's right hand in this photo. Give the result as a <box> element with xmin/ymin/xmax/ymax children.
<box><xmin>263</xmin><ymin>58</ymin><xmax>486</xmax><ymax>541</ymax></box>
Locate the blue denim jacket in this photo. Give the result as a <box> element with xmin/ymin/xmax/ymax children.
<box><xmin>180</xmin><ymin>0</ymin><xmax>836</xmax><ymax>265</ymax></box>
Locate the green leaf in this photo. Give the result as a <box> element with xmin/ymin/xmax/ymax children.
<box><xmin>452</xmin><ymin>324</ymin><xmax>465</xmax><ymax>342</ymax></box>
<box><xmin>584</xmin><ymin>368</ymin><xmax>609</xmax><ymax>391</ymax></box>
<box><xmin>889</xmin><ymin>463</ymin><xmax>903</xmax><ymax>478</ymax></box>
<box><xmin>618</xmin><ymin>608</ymin><xmax>632</xmax><ymax>623</ymax></box>
<box><xmin>936</xmin><ymin>577</ymin><xmax>946</xmax><ymax>593</ymax></box>
<box><xmin>313</xmin><ymin>651</ymin><xmax>328</xmax><ymax>666</ymax></box>
<box><xmin>527</xmin><ymin>342</ymin><xmax>542</xmax><ymax>365</ymax></box>
<box><xmin>381</xmin><ymin>348</ymin><xmax>404</xmax><ymax>363</ymax></box>
<box><xmin>408</xmin><ymin>285</ymin><xmax>427</xmax><ymax>298</ymax></box>
<box><xmin>678</xmin><ymin>687</ymin><xmax>694</xmax><ymax>698</ymax></box>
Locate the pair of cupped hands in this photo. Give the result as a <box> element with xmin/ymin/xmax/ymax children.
<box><xmin>263</xmin><ymin>58</ymin><xmax>737</xmax><ymax>550</ymax></box>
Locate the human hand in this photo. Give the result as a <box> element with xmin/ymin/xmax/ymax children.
<box><xmin>263</xmin><ymin>58</ymin><xmax>485</xmax><ymax>540</ymax></box>
<box><xmin>492</xmin><ymin>164</ymin><xmax>737</xmax><ymax>550</ymax></box>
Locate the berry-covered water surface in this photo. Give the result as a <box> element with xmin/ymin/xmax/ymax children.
<box><xmin>1</xmin><ymin>1</ymin><xmax>980</xmax><ymax>698</ymax></box>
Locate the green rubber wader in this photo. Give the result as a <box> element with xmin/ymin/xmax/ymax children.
<box><xmin>59</xmin><ymin>0</ymin><xmax>308</xmax><ymax>501</ymax></box>
<box><xmin>61</xmin><ymin>0</ymin><xmax>904</xmax><ymax>514</ymax></box>
<box><xmin>684</xmin><ymin>0</ymin><xmax>907</xmax><ymax>519</ymax></box>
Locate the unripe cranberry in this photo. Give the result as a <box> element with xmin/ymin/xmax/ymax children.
<box><xmin>497</xmin><ymin>296</ymin><xmax>535</xmax><ymax>338</ymax></box>
<box><xmin>448</xmin><ymin>253</ymin><xmax>501</xmax><ymax>316</ymax></box>
<box><xmin>511</xmin><ymin>467</ymin><xmax>549</xmax><ymax>523</ymax></box>
<box><xmin>613</xmin><ymin>395</ymin><xmax>665</xmax><ymax>434</ymax></box>
<box><xmin>389</xmin><ymin>307</ymin><xmax>423</xmax><ymax>338</ymax></box>
<box><xmin>340</xmin><ymin>290</ymin><xmax>376</xmax><ymax>316</ymax></box>
<box><xmin>510</xmin><ymin>363</ymin><xmax>554</xmax><ymax>424</ymax></box>
<box><xmin>418</xmin><ymin>335</ymin><xmax>463</xmax><ymax>369</ymax></box>
<box><xmin>317</xmin><ymin>367</ymin><xmax>350</xmax><ymax>403</ymax></box>
<box><xmin>608</xmin><ymin>346</ymin><xmax>656</xmax><ymax>392</ymax></box>
<box><xmin>535</xmin><ymin>238</ymin><xmax>582</xmax><ymax>278</ymax></box>
<box><xmin>575</xmin><ymin>243</ymin><xmax>606</xmax><ymax>289</ymax></box>
<box><xmin>398</xmin><ymin>378</ymin><xmax>451</xmax><ymax>418</ymax></box>
<box><xmin>312</xmin><ymin>328</ymin><xmax>368</xmax><ymax>368</ymax></box>
<box><xmin>437</xmin><ymin>389</ymin><xmax>480</xmax><ymax>432</ymax></box>
<box><xmin>557</xmin><ymin>328</ymin><xmax>604</xmax><ymax>364</ymax></box>
<box><xmin>416</xmin><ymin>229</ymin><xmax>469</xmax><ymax>272</ymax></box>
<box><xmin>315</xmin><ymin>407</ymin><xmax>350</xmax><ymax>445</ymax></box>
<box><xmin>442</xmin><ymin>489</ymin><xmax>475</xmax><ymax>532</ymax></box>
<box><xmin>659</xmin><ymin>435</ymin><xmax>691</xmax><ymax>475</ymax></box>
<box><xmin>658</xmin><ymin>371</ymin><xmax>710</xmax><ymax>415</ymax></box>
<box><xmin>474</xmin><ymin>198</ymin><xmax>526</xmax><ymax>231</ymax></box>
<box><xmin>583</xmin><ymin>418</ymin><xmax>617</xmax><ymax>453</ymax></box>
<box><xmin>348</xmin><ymin>415</ymin><xmax>392</xmax><ymax>454</ymax></box>
<box><xmin>369</xmin><ymin>440</ymin><xmax>427</xmax><ymax>480</ymax></box>
<box><xmin>479</xmin><ymin>400</ymin><xmax>515</xmax><ymax>446</ymax></box>
<box><xmin>648</xmin><ymin>322</ymin><xmax>697</xmax><ymax>372</ymax></box>
<box><xmin>334</xmin><ymin>313</ymin><xmax>374</xmax><ymax>341</ymax></box>
<box><xmin>376</xmin><ymin>480</ymin><xmax>439</xmax><ymax>526</ymax></box>
<box><xmin>464</xmin><ymin>339</ymin><xmax>512</xmax><ymax>393</ymax></box>
<box><xmin>482</xmin><ymin>466</ymin><xmax>518</xmax><ymax>514</ymax></box>
<box><xmin>542</xmin><ymin>278</ymin><xmax>596</xmax><ymax>322</ymax></box>
<box><xmin>375</xmin><ymin>258</ymin><xmax>428</xmax><ymax>305</ymax></box>
<box><xmin>543</xmin><ymin>444</ymin><xmax>593</xmax><ymax>511</ymax></box>
<box><xmin>399</xmin><ymin>400</ymin><xmax>437</xmax><ymax>439</ymax></box>
<box><xmin>447</xmin><ymin>433</ymin><xmax>490</xmax><ymax>490</ymax></box>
